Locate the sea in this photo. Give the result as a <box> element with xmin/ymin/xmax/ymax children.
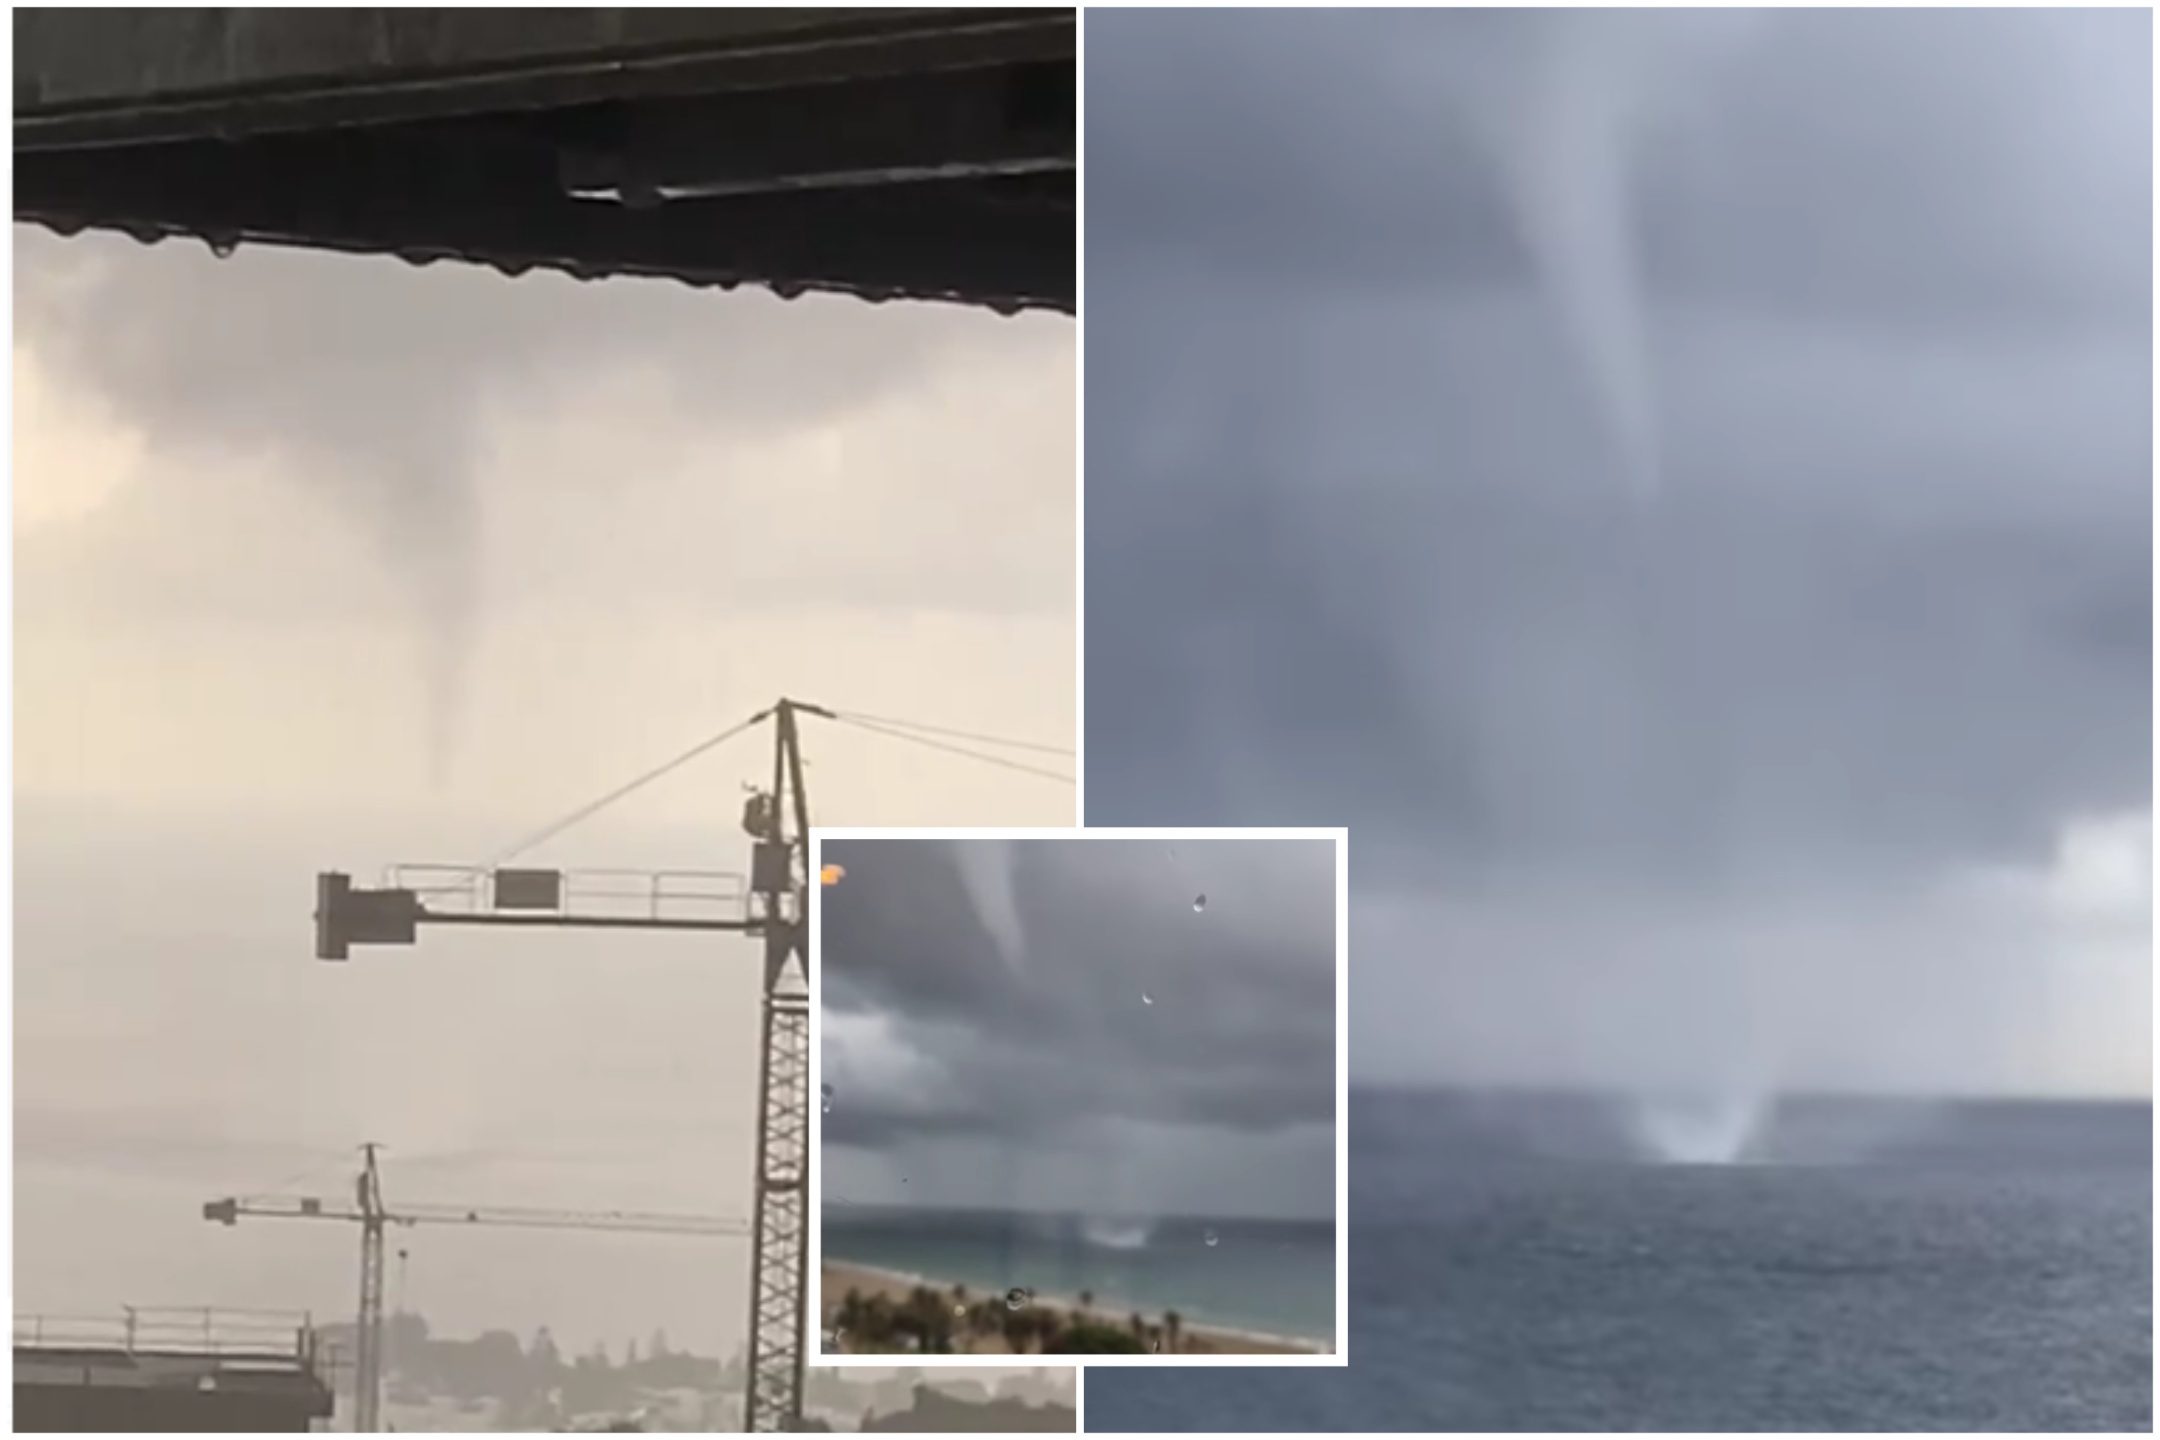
<box><xmin>821</xmin><ymin>1205</ymin><xmax>1336</xmax><ymax>1346</ymax></box>
<box><xmin>1084</xmin><ymin>1090</ymin><xmax>2152</xmax><ymax>1432</ymax></box>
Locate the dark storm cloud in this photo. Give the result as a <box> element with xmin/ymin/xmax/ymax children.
<box><xmin>1083</xmin><ymin>7</ymin><xmax>2151</xmax><ymax>900</ymax></box>
<box><xmin>818</xmin><ymin>838</ymin><xmax>1335</xmax><ymax>1152</ymax></box>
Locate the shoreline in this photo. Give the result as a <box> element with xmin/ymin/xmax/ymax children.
<box><xmin>820</xmin><ymin>1259</ymin><xmax>1331</xmax><ymax>1357</ymax></box>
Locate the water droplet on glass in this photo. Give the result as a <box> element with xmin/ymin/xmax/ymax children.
<box><xmin>1141</xmin><ymin>992</ymin><xmax>1154</xmax><ymax>1007</ymax></box>
<box><xmin>955</xmin><ymin>1303</ymin><xmax>967</xmax><ymax>1317</ymax></box>
<box><xmin>1004</xmin><ymin>1287</ymin><xmax>1030</xmax><ymax>1311</ymax></box>
<box><xmin>820</xmin><ymin>1082</ymin><xmax>834</xmax><ymax>1115</ymax></box>
<box><xmin>208</xmin><ymin>236</ymin><xmax>237</xmax><ymax>259</ymax></box>
<box><xmin>1203</xmin><ymin>1228</ymin><xmax>1219</xmax><ymax>1248</ymax></box>
<box><xmin>1192</xmin><ymin>894</ymin><xmax>1207</xmax><ymax>913</ymax></box>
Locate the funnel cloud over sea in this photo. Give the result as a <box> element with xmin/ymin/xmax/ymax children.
<box><xmin>1087</xmin><ymin>4</ymin><xmax>2151</xmax><ymax>1121</ymax></box>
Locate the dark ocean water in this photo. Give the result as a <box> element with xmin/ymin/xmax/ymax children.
<box><xmin>824</xmin><ymin>1205</ymin><xmax>1335</xmax><ymax>1343</ymax></box>
<box><xmin>1085</xmin><ymin>1091</ymin><xmax>2152</xmax><ymax>1432</ymax></box>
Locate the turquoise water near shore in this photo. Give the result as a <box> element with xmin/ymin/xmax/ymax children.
<box><xmin>823</xmin><ymin>1205</ymin><xmax>1335</xmax><ymax>1344</ymax></box>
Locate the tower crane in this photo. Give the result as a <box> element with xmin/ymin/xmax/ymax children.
<box><xmin>204</xmin><ymin>1142</ymin><xmax>748</xmax><ymax>1434</ymax></box>
<box><xmin>309</xmin><ymin>696</ymin><xmax>1072</xmax><ymax>1431</ymax></box>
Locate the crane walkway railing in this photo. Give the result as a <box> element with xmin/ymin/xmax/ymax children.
<box><xmin>386</xmin><ymin>863</ymin><xmax>750</xmax><ymax>925</ymax></box>
<box><xmin>14</xmin><ymin>1306</ymin><xmax>318</xmax><ymax>1365</ymax></box>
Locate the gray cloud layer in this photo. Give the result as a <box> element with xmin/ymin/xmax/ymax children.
<box><xmin>1082</xmin><ymin>9</ymin><xmax>2149</xmax><ymax>1095</ymax></box>
<box><xmin>820</xmin><ymin>838</ymin><xmax>1334</xmax><ymax>1206</ymax></box>
<box><xmin>15</xmin><ymin>226</ymin><xmax>1067</xmax><ymax>620</ymax></box>
<box><xmin>1088</xmin><ymin>9</ymin><xmax>2148</xmax><ymax>329</ymax></box>
<box><xmin>16</xmin><ymin>226</ymin><xmax>1072</xmax><ymax>780</ymax></box>
<box><xmin>1086</xmin><ymin>7</ymin><xmax>2148</xmax><ymax>886</ymax></box>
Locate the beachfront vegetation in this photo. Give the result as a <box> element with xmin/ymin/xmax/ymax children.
<box><xmin>831</xmin><ymin>1284</ymin><xmax>1170</xmax><ymax>1355</ymax></box>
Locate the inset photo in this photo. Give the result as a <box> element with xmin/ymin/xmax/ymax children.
<box><xmin>808</xmin><ymin>828</ymin><xmax>1345</xmax><ymax>1366</ymax></box>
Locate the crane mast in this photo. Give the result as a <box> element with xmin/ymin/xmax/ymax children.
<box><xmin>744</xmin><ymin>700</ymin><xmax>813</xmax><ymax>1432</ymax></box>
<box><xmin>356</xmin><ymin>1144</ymin><xmax>386</xmax><ymax>1433</ymax></box>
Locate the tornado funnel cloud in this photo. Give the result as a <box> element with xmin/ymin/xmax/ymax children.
<box><xmin>1465</xmin><ymin>13</ymin><xmax>1767</xmax><ymax>500</ymax></box>
<box><xmin>1502</xmin><ymin>34</ymin><xmax>1663</xmax><ymax>499</ymax></box>
<box><xmin>374</xmin><ymin>461</ymin><xmax>480</xmax><ymax>792</ymax></box>
<box><xmin>953</xmin><ymin>839</ymin><xmax>1026</xmax><ymax>971</ymax></box>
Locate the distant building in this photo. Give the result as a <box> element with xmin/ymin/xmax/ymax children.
<box><xmin>859</xmin><ymin>1382</ymin><xmax>1076</xmax><ymax>1432</ymax></box>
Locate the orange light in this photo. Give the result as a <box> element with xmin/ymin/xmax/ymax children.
<box><xmin>820</xmin><ymin>864</ymin><xmax>846</xmax><ymax>886</ymax></box>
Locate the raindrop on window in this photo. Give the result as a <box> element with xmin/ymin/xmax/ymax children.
<box><xmin>1004</xmin><ymin>1287</ymin><xmax>1030</xmax><ymax>1311</ymax></box>
<box><xmin>1141</xmin><ymin>992</ymin><xmax>1155</xmax><ymax>1007</ymax></box>
<box><xmin>1192</xmin><ymin>894</ymin><xmax>1207</xmax><ymax>913</ymax></box>
<box><xmin>820</xmin><ymin>1082</ymin><xmax>834</xmax><ymax>1115</ymax></box>
<box><xmin>1203</xmin><ymin>1228</ymin><xmax>1219</xmax><ymax>1248</ymax></box>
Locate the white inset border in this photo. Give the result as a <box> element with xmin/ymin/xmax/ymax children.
<box><xmin>806</xmin><ymin>825</ymin><xmax>1349</xmax><ymax>1369</ymax></box>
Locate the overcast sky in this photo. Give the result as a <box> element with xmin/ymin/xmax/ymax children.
<box><xmin>13</xmin><ymin>227</ymin><xmax>1073</xmax><ymax>1356</ymax></box>
<box><xmin>1084</xmin><ymin>8</ymin><xmax>2150</xmax><ymax>1101</ymax></box>
<box><xmin>820</xmin><ymin>837</ymin><xmax>1335</xmax><ymax>1219</ymax></box>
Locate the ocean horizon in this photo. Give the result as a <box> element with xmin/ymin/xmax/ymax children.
<box><xmin>1083</xmin><ymin>1088</ymin><xmax>2152</xmax><ymax>1431</ymax></box>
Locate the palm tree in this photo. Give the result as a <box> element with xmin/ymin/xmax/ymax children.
<box><xmin>1164</xmin><ymin>1310</ymin><xmax>1182</xmax><ymax>1354</ymax></box>
<box><xmin>851</xmin><ymin>1294</ymin><xmax>898</xmax><ymax>1351</ymax></box>
<box><xmin>833</xmin><ymin>1289</ymin><xmax>868</xmax><ymax>1350</ymax></box>
<box><xmin>1129</xmin><ymin>1312</ymin><xmax>1145</xmax><ymax>1340</ymax></box>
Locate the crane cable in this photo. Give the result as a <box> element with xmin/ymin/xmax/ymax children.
<box><xmin>240</xmin><ymin>1152</ymin><xmax>356</xmax><ymax>1205</ymax></box>
<box><xmin>823</xmin><ymin>708</ymin><xmax>1075</xmax><ymax>757</ymax></box>
<box><xmin>482</xmin><ymin>703</ymin><xmax>1070</xmax><ymax>869</ymax></box>
<box><xmin>829</xmin><ymin>713</ymin><xmax>1075</xmax><ymax>784</ymax></box>
<box><xmin>484</xmin><ymin>709</ymin><xmax>769</xmax><ymax>868</ymax></box>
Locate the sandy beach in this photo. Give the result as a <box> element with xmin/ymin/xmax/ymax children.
<box><xmin>821</xmin><ymin>1260</ymin><xmax>1329</xmax><ymax>1357</ymax></box>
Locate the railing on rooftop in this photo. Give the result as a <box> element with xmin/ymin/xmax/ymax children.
<box><xmin>14</xmin><ymin>1306</ymin><xmax>317</xmax><ymax>1365</ymax></box>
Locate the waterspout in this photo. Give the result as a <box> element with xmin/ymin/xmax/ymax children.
<box><xmin>1622</xmin><ymin>1090</ymin><xmax>1771</xmax><ymax>1165</ymax></box>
